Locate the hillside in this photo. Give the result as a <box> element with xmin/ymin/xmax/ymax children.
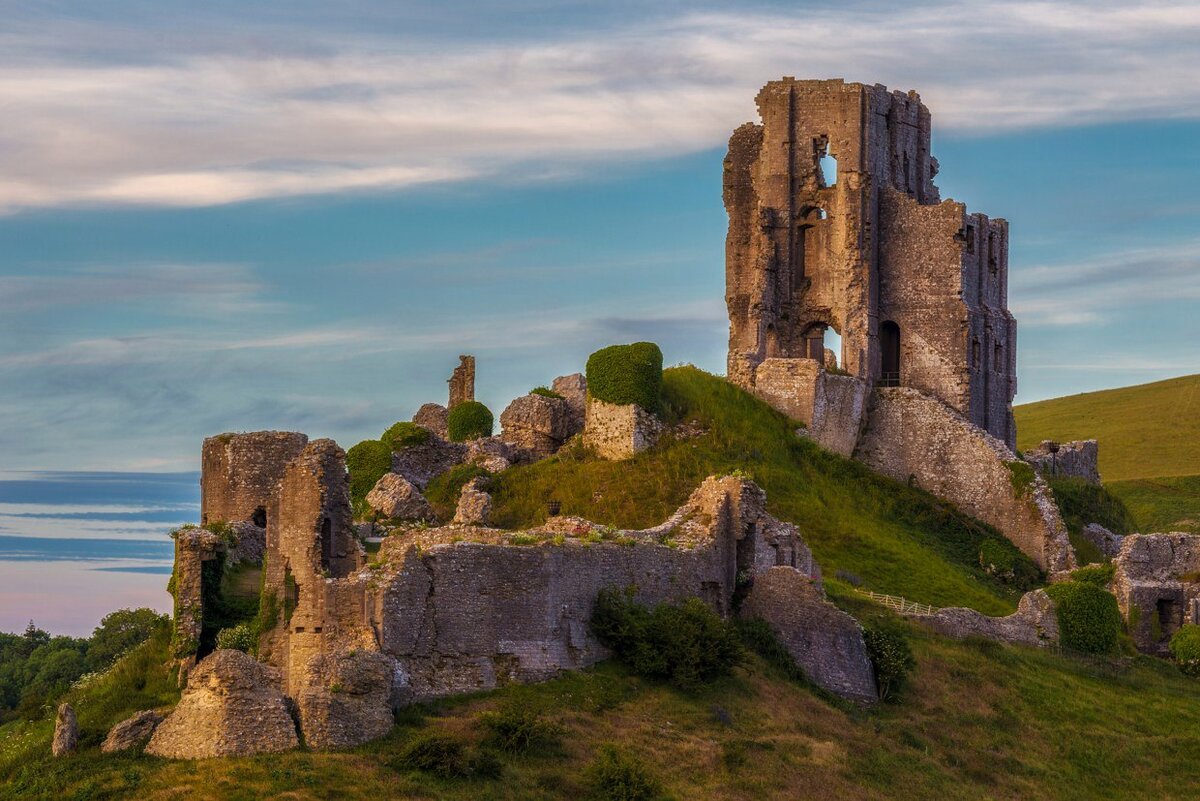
<box><xmin>1014</xmin><ymin>374</ymin><xmax>1200</xmax><ymax>482</ymax></box>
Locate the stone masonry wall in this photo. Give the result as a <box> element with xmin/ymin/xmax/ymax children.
<box><xmin>856</xmin><ymin>388</ymin><xmax>1075</xmax><ymax>574</ymax></box>
<box><xmin>448</xmin><ymin>355</ymin><xmax>475</xmax><ymax>408</ymax></box>
<box><xmin>1024</xmin><ymin>440</ymin><xmax>1101</xmax><ymax>484</ymax></box>
<box><xmin>584</xmin><ymin>397</ymin><xmax>662</xmax><ymax>460</ymax></box>
<box><xmin>749</xmin><ymin>358</ymin><xmax>867</xmax><ymax>457</ymax></box>
<box><xmin>1112</xmin><ymin>533</ymin><xmax>1200</xmax><ymax>655</ymax></box>
<box><xmin>200</xmin><ymin>431</ymin><xmax>309</xmax><ymax>526</ymax></box>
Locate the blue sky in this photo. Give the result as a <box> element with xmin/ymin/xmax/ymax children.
<box><xmin>1</xmin><ymin>0</ymin><xmax>1198</xmax><ymax>472</ymax></box>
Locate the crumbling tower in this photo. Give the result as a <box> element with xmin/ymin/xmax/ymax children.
<box><xmin>725</xmin><ymin>78</ymin><xmax>1017</xmax><ymax>447</ymax></box>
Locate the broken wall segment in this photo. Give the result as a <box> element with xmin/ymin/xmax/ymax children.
<box><xmin>500</xmin><ymin>393</ymin><xmax>579</xmax><ymax>457</ymax></box>
<box><xmin>583</xmin><ymin>397</ymin><xmax>662</xmax><ymax>460</ymax></box>
<box><xmin>1112</xmin><ymin>533</ymin><xmax>1200</xmax><ymax>655</ymax></box>
<box><xmin>170</xmin><ymin>526</ymin><xmax>224</xmax><ymax>668</ymax></box>
<box><xmin>412</xmin><ymin>403</ymin><xmax>449</xmax><ymax>439</ymax></box>
<box><xmin>856</xmin><ymin>387</ymin><xmax>1075</xmax><ymax>575</ymax></box>
<box><xmin>749</xmin><ymin>358</ymin><xmax>868</xmax><ymax>457</ymax></box>
<box><xmin>448</xmin><ymin>355</ymin><xmax>475</xmax><ymax>408</ymax></box>
<box><xmin>919</xmin><ymin>589</ymin><xmax>1059</xmax><ymax>648</ymax></box>
<box><xmin>1023</xmin><ymin>440</ymin><xmax>1101</xmax><ymax>484</ymax></box>
<box><xmin>200</xmin><ymin>431</ymin><xmax>309</xmax><ymax>527</ymax></box>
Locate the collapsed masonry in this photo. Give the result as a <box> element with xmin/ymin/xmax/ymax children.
<box><xmin>724</xmin><ymin>78</ymin><xmax>1073</xmax><ymax>574</ymax></box>
<box><xmin>1112</xmin><ymin>533</ymin><xmax>1200</xmax><ymax>655</ymax></box>
<box><xmin>1023</xmin><ymin>440</ymin><xmax>1101</xmax><ymax>484</ymax></box>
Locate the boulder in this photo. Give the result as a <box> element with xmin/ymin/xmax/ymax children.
<box><xmin>453</xmin><ymin>477</ymin><xmax>491</xmax><ymax>526</ymax></box>
<box><xmin>500</xmin><ymin>394</ymin><xmax>576</xmax><ymax>457</ymax></box>
<box><xmin>552</xmin><ymin>373</ymin><xmax>588</xmax><ymax>425</ymax></box>
<box><xmin>366</xmin><ymin>473</ymin><xmax>435</xmax><ymax>521</ymax></box>
<box><xmin>51</xmin><ymin>702</ymin><xmax>78</xmax><ymax>757</ymax></box>
<box><xmin>467</xmin><ymin>437</ymin><xmax>516</xmax><ymax>473</ymax></box>
<box><xmin>146</xmin><ymin>649</ymin><xmax>299</xmax><ymax>759</ymax></box>
<box><xmin>101</xmin><ymin>710</ymin><xmax>165</xmax><ymax>754</ymax></box>
<box><xmin>391</xmin><ymin>438</ymin><xmax>468</xmax><ymax>491</ymax></box>
<box><xmin>920</xmin><ymin>589</ymin><xmax>1059</xmax><ymax>647</ymax></box>
<box><xmin>412</xmin><ymin>403</ymin><xmax>449</xmax><ymax>439</ymax></box>
<box><xmin>740</xmin><ymin>567</ymin><xmax>877</xmax><ymax>703</ymax></box>
<box><xmin>296</xmin><ymin>649</ymin><xmax>396</xmax><ymax>749</ymax></box>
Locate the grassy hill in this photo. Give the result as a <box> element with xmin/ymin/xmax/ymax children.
<box><xmin>1014</xmin><ymin>374</ymin><xmax>1200</xmax><ymax>482</ymax></box>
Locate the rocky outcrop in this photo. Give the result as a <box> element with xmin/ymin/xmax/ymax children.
<box><xmin>1112</xmin><ymin>533</ymin><xmax>1200</xmax><ymax>654</ymax></box>
<box><xmin>584</xmin><ymin>398</ymin><xmax>661</xmax><ymax>460</ymax></box>
<box><xmin>366</xmin><ymin>473</ymin><xmax>434</xmax><ymax>521</ymax></box>
<box><xmin>552</xmin><ymin>373</ymin><xmax>588</xmax><ymax>427</ymax></box>
<box><xmin>920</xmin><ymin>589</ymin><xmax>1058</xmax><ymax>647</ymax></box>
<box><xmin>453</xmin><ymin>477</ymin><xmax>491</xmax><ymax>526</ymax></box>
<box><xmin>412</xmin><ymin>403</ymin><xmax>449</xmax><ymax>439</ymax></box>
<box><xmin>857</xmin><ymin>388</ymin><xmax>1075</xmax><ymax>575</ymax></box>
<box><xmin>146</xmin><ymin>650</ymin><xmax>299</xmax><ymax>759</ymax></box>
<box><xmin>739</xmin><ymin>567</ymin><xmax>877</xmax><ymax>703</ymax></box>
<box><xmin>500</xmin><ymin>394</ymin><xmax>577</xmax><ymax>457</ymax></box>
<box><xmin>1023</xmin><ymin>440</ymin><xmax>1101</xmax><ymax>484</ymax></box>
<box><xmin>1082</xmin><ymin>523</ymin><xmax>1124</xmax><ymax>559</ymax></box>
<box><xmin>467</xmin><ymin>437</ymin><xmax>517</xmax><ymax>473</ymax></box>
<box><xmin>101</xmin><ymin>710</ymin><xmax>165</xmax><ymax>753</ymax></box>
<box><xmin>391</xmin><ymin>439</ymin><xmax>468</xmax><ymax>490</ymax></box>
<box><xmin>296</xmin><ymin>649</ymin><xmax>396</xmax><ymax>749</ymax></box>
<box><xmin>52</xmin><ymin>702</ymin><xmax>78</xmax><ymax>757</ymax></box>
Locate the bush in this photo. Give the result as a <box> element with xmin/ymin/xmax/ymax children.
<box><xmin>863</xmin><ymin>625</ymin><xmax>915</xmax><ymax>701</ymax></box>
<box><xmin>584</xmin><ymin>744</ymin><xmax>663</xmax><ymax>801</ymax></box>
<box><xmin>1169</xmin><ymin>624</ymin><xmax>1200</xmax><ymax>677</ymax></box>
<box><xmin>1070</xmin><ymin>562</ymin><xmax>1115</xmax><ymax>587</ymax></box>
<box><xmin>347</xmin><ymin>439</ymin><xmax>392</xmax><ymax>506</ymax></box>
<box><xmin>979</xmin><ymin>539</ymin><xmax>1016</xmax><ymax>575</ymax></box>
<box><xmin>1044</xmin><ymin>581</ymin><xmax>1122</xmax><ymax>654</ymax></box>
<box><xmin>586</xmin><ymin>342</ymin><xmax>664</xmax><ymax>411</ymax></box>
<box><xmin>447</xmin><ymin>401</ymin><xmax>494</xmax><ymax>442</ymax></box>
<box><xmin>392</xmin><ymin>732</ymin><xmax>500</xmax><ymax>779</ymax></box>
<box><xmin>86</xmin><ymin>608</ymin><xmax>167</xmax><ymax>671</ymax></box>
<box><xmin>479</xmin><ymin>702</ymin><xmax>559</xmax><ymax>754</ymax></box>
<box><xmin>215</xmin><ymin>623</ymin><xmax>256</xmax><ymax>653</ymax></box>
<box><xmin>590</xmin><ymin>589</ymin><xmax>742</xmax><ymax>689</ymax></box>
<box><xmin>530</xmin><ymin>386</ymin><xmax>564</xmax><ymax>399</ymax></box>
<box><xmin>382</xmin><ymin>421</ymin><xmax>432</xmax><ymax>450</ymax></box>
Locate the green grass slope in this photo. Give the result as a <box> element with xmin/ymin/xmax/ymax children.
<box><xmin>5</xmin><ymin>611</ymin><xmax>1200</xmax><ymax>801</ymax></box>
<box><xmin>1106</xmin><ymin>475</ymin><xmax>1200</xmax><ymax>535</ymax></box>
<box><xmin>1014</xmin><ymin>374</ymin><xmax>1200</xmax><ymax>482</ymax></box>
<box><xmin>488</xmin><ymin>366</ymin><xmax>1037</xmax><ymax>615</ymax></box>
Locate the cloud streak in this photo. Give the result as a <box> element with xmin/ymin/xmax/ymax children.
<box><xmin>2</xmin><ymin>1</ymin><xmax>1198</xmax><ymax>211</ymax></box>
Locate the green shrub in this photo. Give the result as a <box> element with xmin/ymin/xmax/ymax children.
<box><xmin>479</xmin><ymin>702</ymin><xmax>559</xmax><ymax>754</ymax></box>
<box><xmin>586</xmin><ymin>342</ymin><xmax>664</xmax><ymax>411</ymax></box>
<box><xmin>391</xmin><ymin>732</ymin><xmax>501</xmax><ymax>779</ymax></box>
<box><xmin>863</xmin><ymin>625</ymin><xmax>915</xmax><ymax>701</ymax></box>
<box><xmin>447</xmin><ymin>401</ymin><xmax>494</xmax><ymax>442</ymax></box>
<box><xmin>1070</xmin><ymin>562</ymin><xmax>1115</xmax><ymax>587</ymax></box>
<box><xmin>1169</xmin><ymin>624</ymin><xmax>1200</xmax><ymax>677</ymax></box>
<box><xmin>382</xmin><ymin>421</ymin><xmax>432</xmax><ymax>450</ymax></box>
<box><xmin>1048</xmin><ymin>476</ymin><xmax>1136</xmax><ymax>565</ymax></box>
<box><xmin>590</xmin><ymin>589</ymin><xmax>742</xmax><ymax>689</ymax></box>
<box><xmin>347</xmin><ymin>439</ymin><xmax>392</xmax><ymax>506</ymax></box>
<box><xmin>1005</xmin><ymin>460</ymin><xmax>1036</xmax><ymax>498</ymax></box>
<box><xmin>530</xmin><ymin>386</ymin><xmax>564</xmax><ymax>399</ymax></box>
<box><xmin>584</xmin><ymin>744</ymin><xmax>664</xmax><ymax>801</ymax></box>
<box><xmin>214</xmin><ymin>623</ymin><xmax>256</xmax><ymax>653</ymax></box>
<box><xmin>1045</xmin><ymin>581</ymin><xmax>1122</xmax><ymax>654</ymax></box>
<box><xmin>979</xmin><ymin>539</ymin><xmax>1016</xmax><ymax>575</ymax></box>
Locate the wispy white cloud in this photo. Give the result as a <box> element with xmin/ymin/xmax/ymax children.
<box><xmin>1</xmin><ymin>1</ymin><xmax>1197</xmax><ymax>211</ymax></box>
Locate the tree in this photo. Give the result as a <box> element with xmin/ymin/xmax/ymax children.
<box><xmin>87</xmin><ymin>608</ymin><xmax>167</xmax><ymax>670</ymax></box>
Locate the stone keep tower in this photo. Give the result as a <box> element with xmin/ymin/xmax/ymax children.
<box><xmin>725</xmin><ymin>78</ymin><xmax>1017</xmax><ymax>448</ymax></box>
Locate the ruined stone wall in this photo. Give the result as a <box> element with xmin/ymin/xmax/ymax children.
<box><xmin>1112</xmin><ymin>533</ymin><xmax>1200</xmax><ymax>654</ymax></box>
<box><xmin>856</xmin><ymin>388</ymin><xmax>1075</xmax><ymax>574</ymax></box>
<box><xmin>748</xmin><ymin>358</ymin><xmax>867</xmax><ymax>456</ymax></box>
<box><xmin>448</xmin><ymin>355</ymin><xmax>475</xmax><ymax>408</ymax></box>
<box><xmin>200</xmin><ymin>431</ymin><xmax>309</xmax><ymax>526</ymax></box>
<box><xmin>1024</xmin><ymin>440</ymin><xmax>1101</xmax><ymax>484</ymax></box>
<box><xmin>920</xmin><ymin>589</ymin><xmax>1058</xmax><ymax>648</ymax></box>
<box><xmin>583</xmin><ymin>397</ymin><xmax>662</xmax><ymax>460</ymax></box>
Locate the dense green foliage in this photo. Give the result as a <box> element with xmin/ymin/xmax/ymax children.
<box><xmin>1170</xmin><ymin>625</ymin><xmax>1200</xmax><ymax>677</ymax></box>
<box><xmin>863</xmin><ymin>625</ymin><xmax>915</xmax><ymax>701</ymax></box>
<box><xmin>530</xmin><ymin>386</ymin><xmax>564</xmax><ymax>399</ymax></box>
<box><xmin>584</xmin><ymin>744</ymin><xmax>664</xmax><ymax>801</ymax></box>
<box><xmin>391</xmin><ymin>732</ymin><xmax>501</xmax><ymax>779</ymax></box>
<box><xmin>1046</xmin><ymin>476</ymin><xmax>1136</xmax><ymax>564</ymax></box>
<box><xmin>1070</xmin><ymin>562</ymin><xmax>1115</xmax><ymax>587</ymax></box>
<box><xmin>85</xmin><ymin>608</ymin><xmax>165</xmax><ymax>672</ymax></box>
<box><xmin>590</xmin><ymin>589</ymin><xmax>742</xmax><ymax>689</ymax></box>
<box><xmin>489</xmin><ymin>367</ymin><xmax>1038</xmax><ymax>614</ymax></box>
<box><xmin>348</xmin><ymin>439</ymin><xmax>393</xmax><ymax>506</ymax></box>
<box><xmin>382</xmin><ymin>421</ymin><xmax>432</xmax><ymax>450</ymax></box>
<box><xmin>1045</xmin><ymin>581</ymin><xmax>1122</xmax><ymax>655</ymax></box>
<box><xmin>215</xmin><ymin>623</ymin><xmax>257</xmax><ymax>653</ymax></box>
<box><xmin>478</xmin><ymin>702</ymin><xmax>560</xmax><ymax>755</ymax></box>
<box><xmin>447</xmin><ymin>400</ymin><xmax>494</xmax><ymax>442</ymax></box>
<box><xmin>586</xmin><ymin>342</ymin><xmax>664</xmax><ymax>411</ymax></box>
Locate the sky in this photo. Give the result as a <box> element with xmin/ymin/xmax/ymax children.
<box><xmin>1</xmin><ymin>0</ymin><xmax>1199</xmax><ymax>473</ymax></box>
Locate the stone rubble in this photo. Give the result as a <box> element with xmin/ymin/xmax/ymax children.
<box><xmin>453</xmin><ymin>477</ymin><xmax>492</xmax><ymax>526</ymax></box>
<box><xmin>51</xmin><ymin>702</ymin><xmax>78</xmax><ymax>757</ymax></box>
<box><xmin>366</xmin><ymin>473</ymin><xmax>435</xmax><ymax>521</ymax></box>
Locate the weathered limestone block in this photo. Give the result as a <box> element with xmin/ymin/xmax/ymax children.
<box><xmin>552</xmin><ymin>373</ymin><xmax>588</xmax><ymax>422</ymax></box>
<box><xmin>412</xmin><ymin>403</ymin><xmax>449</xmax><ymax>439</ymax></box>
<box><xmin>856</xmin><ymin>388</ymin><xmax>1075</xmax><ymax>574</ymax></box>
<box><xmin>1082</xmin><ymin>523</ymin><xmax>1124</xmax><ymax>559</ymax></box>
<box><xmin>52</xmin><ymin>702</ymin><xmax>78</xmax><ymax>757</ymax></box>
<box><xmin>225</xmin><ymin>520</ymin><xmax>266</xmax><ymax>566</ymax></box>
<box><xmin>750</xmin><ymin>359</ymin><xmax>868</xmax><ymax>457</ymax></box>
<box><xmin>453</xmin><ymin>477</ymin><xmax>491</xmax><ymax>526</ymax></box>
<box><xmin>391</xmin><ymin>439</ymin><xmax>467</xmax><ymax>490</ymax></box>
<box><xmin>1023</xmin><ymin>440</ymin><xmax>1100</xmax><ymax>484</ymax></box>
<box><xmin>296</xmin><ymin>649</ymin><xmax>396</xmax><ymax>749</ymax></box>
<box><xmin>823</xmin><ymin>348</ymin><xmax>838</xmax><ymax>370</ymax></box>
<box><xmin>500</xmin><ymin>393</ymin><xmax>575</xmax><ymax>457</ymax></box>
<box><xmin>466</xmin><ymin>437</ymin><xmax>515</xmax><ymax>473</ymax></box>
<box><xmin>739</xmin><ymin>567</ymin><xmax>876</xmax><ymax>703</ymax></box>
<box><xmin>101</xmin><ymin>710</ymin><xmax>165</xmax><ymax>754</ymax></box>
<box><xmin>448</xmin><ymin>355</ymin><xmax>475</xmax><ymax>408</ymax></box>
<box><xmin>366</xmin><ymin>473</ymin><xmax>434</xmax><ymax>521</ymax></box>
<box><xmin>146</xmin><ymin>650</ymin><xmax>299</xmax><ymax>759</ymax></box>
<box><xmin>1112</xmin><ymin>533</ymin><xmax>1200</xmax><ymax>654</ymax></box>
<box><xmin>583</xmin><ymin>398</ymin><xmax>661</xmax><ymax>460</ymax></box>
<box><xmin>920</xmin><ymin>589</ymin><xmax>1058</xmax><ymax>647</ymax></box>
<box><xmin>201</xmin><ymin>431</ymin><xmax>309</xmax><ymax>526</ymax></box>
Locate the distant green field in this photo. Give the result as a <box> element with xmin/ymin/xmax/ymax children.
<box><xmin>1107</xmin><ymin>475</ymin><xmax>1200</xmax><ymax>535</ymax></box>
<box><xmin>1015</xmin><ymin>374</ymin><xmax>1200</xmax><ymax>482</ymax></box>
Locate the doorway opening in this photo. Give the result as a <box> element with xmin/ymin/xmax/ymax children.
<box><xmin>880</xmin><ymin>321</ymin><xmax>901</xmax><ymax>386</ymax></box>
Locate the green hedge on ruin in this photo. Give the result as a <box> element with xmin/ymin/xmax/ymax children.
<box><xmin>447</xmin><ymin>400</ymin><xmax>494</xmax><ymax>442</ymax></box>
<box><xmin>585</xmin><ymin>342</ymin><xmax>663</xmax><ymax>411</ymax></box>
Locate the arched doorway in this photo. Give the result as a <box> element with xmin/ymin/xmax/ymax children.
<box><xmin>880</xmin><ymin>321</ymin><xmax>900</xmax><ymax>386</ymax></box>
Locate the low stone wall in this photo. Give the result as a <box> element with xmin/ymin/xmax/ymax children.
<box><xmin>856</xmin><ymin>387</ymin><xmax>1075</xmax><ymax>575</ymax></box>
<box><xmin>584</xmin><ymin>397</ymin><xmax>661</xmax><ymax>459</ymax></box>
<box><xmin>919</xmin><ymin>589</ymin><xmax>1058</xmax><ymax>648</ymax></box>
<box><xmin>1112</xmin><ymin>533</ymin><xmax>1200</xmax><ymax>654</ymax></box>
<box><xmin>1024</xmin><ymin>440</ymin><xmax>1101</xmax><ymax>484</ymax></box>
